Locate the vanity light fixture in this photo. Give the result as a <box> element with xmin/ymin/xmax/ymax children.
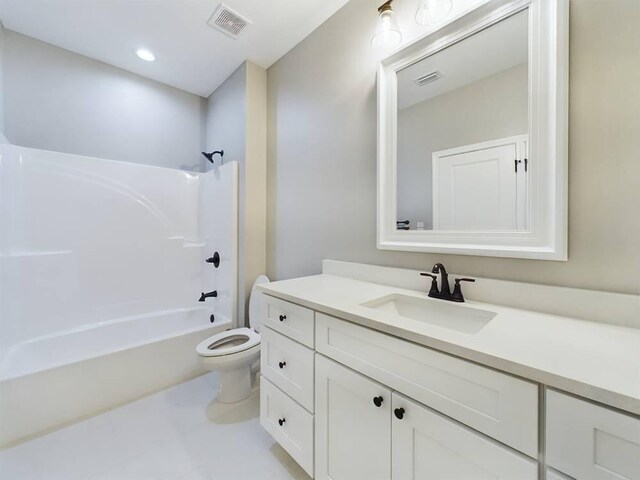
<box><xmin>372</xmin><ymin>0</ymin><xmax>403</xmax><ymax>49</ymax></box>
<box><xmin>415</xmin><ymin>0</ymin><xmax>453</xmax><ymax>26</ymax></box>
<box><xmin>136</xmin><ymin>48</ymin><xmax>155</xmax><ymax>62</ymax></box>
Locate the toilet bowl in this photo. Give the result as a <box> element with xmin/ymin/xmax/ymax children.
<box><xmin>196</xmin><ymin>275</ymin><xmax>269</xmax><ymax>403</ymax></box>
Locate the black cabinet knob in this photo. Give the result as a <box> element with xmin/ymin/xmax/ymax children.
<box><xmin>279</xmin><ymin>314</ymin><xmax>287</xmax><ymax>322</ymax></box>
<box><xmin>394</xmin><ymin>408</ymin><xmax>405</xmax><ymax>420</ymax></box>
<box><xmin>278</xmin><ymin>418</ymin><xmax>286</xmax><ymax>427</ymax></box>
<box><xmin>279</xmin><ymin>361</ymin><xmax>286</xmax><ymax>369</ymax></box>
<box><xmin>373</xmin><ymin>396</ymin><xmax>384</xmax><ymax>407</ymax></box>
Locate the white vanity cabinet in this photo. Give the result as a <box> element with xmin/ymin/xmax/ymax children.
<box><xmin>315</xmin><ymin>355</ymin><xmax>392</xmax><ymax>480</ymax></box>
<box><xmin>259</xmin><ymin>293</ymin><xmax>640</xmax><ymax>480</ymax></box>
<box><xmin>314</xmin><ymin>354</ymin><xmax>537</xmax><ymax>480</ymax></box>
<box><xmin>315</xmin><ymin>312</ymin><xmax>539</xmax><ymax>458</ymax></box>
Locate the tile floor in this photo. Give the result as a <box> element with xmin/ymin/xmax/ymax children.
<box><xmin>0</xmin><ymin>373</ymin><xmax>311</xmax><ymax>480</ymax></box>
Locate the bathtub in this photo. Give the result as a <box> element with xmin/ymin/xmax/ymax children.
<box><xmin>0</xmin><ymin>307</ymin><xmax>230</xmax><ymax>448</ymax></box>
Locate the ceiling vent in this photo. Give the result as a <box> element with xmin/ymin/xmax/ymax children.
<box><xmin>208</xmin><ymin>3</ymin><xmax>251</xmax><ymax>39</ymax></box>
<box><xmin>414</xmin><ymin>71</ymin><xmax>443</xmax><ymax>87</ymax></box>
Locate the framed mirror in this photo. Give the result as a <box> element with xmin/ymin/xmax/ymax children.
<box><xmin>377</xmin><ymin>0</ymin><xmax>568</xmax><ymax>260</ymax></box>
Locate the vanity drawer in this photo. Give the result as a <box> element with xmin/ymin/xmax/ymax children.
<box><xmin>546</xmin><ymin>389</ymin><xmax>640</xmax><ymax>480</ymax></box>
<box><xmin>260</xmin><ymin>377</ymin><xmax>314</xmax><ymax>477</ymax></box>
<box><xmin>315</xmin><ymin>313</ymin><xmax>538</xmax><ymax>458</ymax></box>
<box><xmin>261</xmin><ymin>295</ymin><xmax>315</xmax><ymax>347</ymax></box>
<box><xmin>261</xmin><ymin>327</ymin><xmax>315</xmax><ymax>412</ymax></box>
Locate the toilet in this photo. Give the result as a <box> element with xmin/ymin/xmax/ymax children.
<box><xmin>196</xmin><ymin>275</ymin><xmax>269</xmax><ymax>403</ymax></box>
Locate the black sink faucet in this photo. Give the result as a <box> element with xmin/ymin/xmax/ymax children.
<box><xmin>420</xmin><ymin>263</ymin><xmax>475</xmax><ymax>302</ymax></box>
<box><xmin>431</xmin><ymin>263</ymin><xmax>451</xmax><ymax>298</ymax></box>
<box><xmin>199</xmin><ymin>290</ymin><xmax>218</xmax><ymax>302</ymax></box>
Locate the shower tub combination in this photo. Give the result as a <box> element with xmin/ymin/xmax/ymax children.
<box><xmin>0</xmin><ymin>145</ymin><xmax>238</xmax><ymax>447</ymax></box>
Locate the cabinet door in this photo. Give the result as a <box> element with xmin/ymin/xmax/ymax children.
<box><xmin>315</xmin><ymin>354</ymin><xmax>391</xmax><ymax>480</ymax></box>
<box><xmin>546</xmin><ymin>389</ymin><xmax>640</xmax><ymax>480</ymax></box>
<box><xmin>546</xmin><ymin>468</ymin><xmax>575</xmax><ymax>480</ymax></box>
<box><xmin>392</xmin><ymin>392</ymin><xmax>538</xmax><ymax>480</ymax></box>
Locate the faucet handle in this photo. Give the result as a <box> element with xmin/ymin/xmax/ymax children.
<box><xmin>420</xmin><ymin>273</ymin><xmax>440</xmax><ymax>298</ymax></box>
<box><xmin>451</xmin><ymin>278</ymin><xmax>475</xmax><ymax>303</ymax></box>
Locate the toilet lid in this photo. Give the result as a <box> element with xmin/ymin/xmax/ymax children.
<box><xmin>249</xmin><ymin>275</ymin><xmax>270</xmax><ymax>332</ymax></box>
<box><xmin>196</xmin><ymin>328</ymin><xmax>260</xmax><ymax>357</ymax></box>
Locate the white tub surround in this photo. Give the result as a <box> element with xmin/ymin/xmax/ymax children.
<box><xmin>0</xmin><ymin>145</ymin><xmax>239</xmax><ymax>447</ymax></box>
<box><xmin>0</xmin><ymin>145</ymin><xmax>238</xmax><ymax>352</ymax></box>
<box><xmin>257</xmin><ymin>261</ymin><xmax>639</xmax><ymax>480</ymax></box>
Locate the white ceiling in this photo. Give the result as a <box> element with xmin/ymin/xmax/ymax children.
<box><xmin>0</xmin><ymin>0</ymin><xmax>350</xmax><ymax>97</ymax></box>
<box><xmin>397</xmin><ymin>10</ymin><xmax>528</xmax><ymax>110</ymax></box>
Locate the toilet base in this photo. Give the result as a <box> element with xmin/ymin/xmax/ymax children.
<box><xmin>197</xmin><ymin>341</ymin><xmax>260</xmax><ymax>404</ymax></box>
<box><xmin>217</xmin><ymin>365</ymin><xmax>252</xmax><ymax>403</ymax></box>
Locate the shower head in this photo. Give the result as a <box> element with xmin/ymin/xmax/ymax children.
<box><xmin>202</xmin><ymin>150</ymin><xmax>224</xmax><ymax>163</ymax></box>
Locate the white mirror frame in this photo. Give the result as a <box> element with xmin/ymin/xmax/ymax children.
<box><xmin>377</xmin><ymin>0</ymin><xmax>568</xmax><ymax>260</ymax></box>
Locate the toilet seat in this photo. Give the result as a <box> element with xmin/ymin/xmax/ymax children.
<box><xmin>196</xmin><ymin>327</ymin><xmax>260</xmax><ymax>357</ymax></box>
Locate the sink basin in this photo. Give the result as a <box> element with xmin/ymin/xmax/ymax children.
<box><xmin>361</xmin><ymin>294</ymin><xmax>496</xmax><ymax>334</ymax></box>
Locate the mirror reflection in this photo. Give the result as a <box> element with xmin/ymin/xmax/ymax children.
<box><xmin>396</xmin><ymin>10</ymin><xmax>529</xmax><ymax>231</ymax></box>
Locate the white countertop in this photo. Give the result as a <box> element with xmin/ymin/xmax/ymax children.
<box><xmin>258</xmin><ymin>274</ymin><xmax>640</xmax><ymax>415</ymax></box>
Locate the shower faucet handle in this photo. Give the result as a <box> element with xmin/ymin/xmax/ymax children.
<box><xmin>205</xmin><ymin>252</ymin><xmax>220</xmax><ymax>268</ymax></box>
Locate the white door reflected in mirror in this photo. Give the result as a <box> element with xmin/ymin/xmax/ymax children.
<box><xmin>431</xmin><ymin>135</ymin><xmax>528</xmax><ymax>231</ymax></box>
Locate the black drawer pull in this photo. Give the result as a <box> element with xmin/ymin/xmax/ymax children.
<box><xmin>279</xmin><ymin>314</ymin><xmax>287</xmax><ymax>322</ymax></box>
<box><xmin>394</xmin><ymin>408</ymin><xmax>405</xmax><ymax>420</ymax></box>
<box><xmin>279</xmin><ymin>361</ymin><xmax>286</xmax><ymax>369</ymax></box>
<box><xmin>278</xmin><ymin>418</ymin><xmax>286</xmax><ymax>427</ymax></box>
<box><xmin>373</xmin><ymin>396</ymin><xmax>384</xmax><ymax>407</ymax></box>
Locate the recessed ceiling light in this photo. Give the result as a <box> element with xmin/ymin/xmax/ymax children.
<box><xmin>136</xmin><ymin>48</ymin><xmax>155</xmax><ymax>62</ymax></box>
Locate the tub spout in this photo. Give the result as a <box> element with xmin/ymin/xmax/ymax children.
<box><xmin>199</xmin><ymin>290</ymin><xmax>218</xmax><ymax>302</ymax></box>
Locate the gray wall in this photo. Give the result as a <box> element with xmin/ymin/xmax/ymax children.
<box><xmin>267</xmin><ymin>0</ymin><xmax>640</xmax><ymax>294</ymax></box>
<box><xmin>0</xmin><ymin>22</ymin><xmax>6</xmax><ymax>142</ymax></box>
<box><xmin>205</xmin><ymin>63</ymin><xmax>246</xmax><ymax>170</ymax></box>
<box><xmin>397</xmin><ymin>64</ymin><xmax>528</xmax><ymax>227</ymax></box>
<box><xmin>3</xmin><ymin>31</ymin><xmax>206</xmax><ymax>170</ymax></box>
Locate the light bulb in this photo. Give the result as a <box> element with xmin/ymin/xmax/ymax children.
<box><xmin>372</xmin><ymin>7</ymin><xmax>402</xmax><ymax>49</ymax></box>
<box><xmin>415</xmin><ymin>0</ymin><xmax>453</xmax><ymax>26</ymax></box>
